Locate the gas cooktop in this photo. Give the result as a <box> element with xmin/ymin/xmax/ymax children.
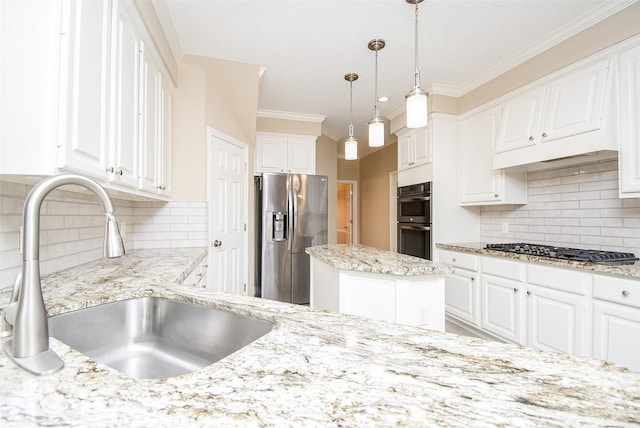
<box><xmin>485</xmin><ymin>243</ymin><xmax>639</xmax><ymax>263</ymax></box>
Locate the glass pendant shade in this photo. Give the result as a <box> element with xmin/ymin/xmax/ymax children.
<box><xmin>406</xmin><ymin>90</ymin><xmax>428</xmax><ymax>129</ymax></box>
<box><xmin>345</xmin><ymin>137</ymin><xmax>358</xmax><ymax>160</ymax></box>
<box><xmin>368</xmin><ymin>119</ymin><xmax>384</xmax><ymax>147</ymax></box>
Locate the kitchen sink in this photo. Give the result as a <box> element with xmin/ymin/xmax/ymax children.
<box><xmin>48</xmin><ymin>297</ymin><xmax>273</xmax><ymax>379</ymax></box>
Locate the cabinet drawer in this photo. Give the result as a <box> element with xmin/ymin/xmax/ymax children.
<box><xmin>528</xmin><ymin>264</ymin><xmax>588</xmax><ymax>295</ymax></box>
<box><xmin>481</xmin><ymin>256</ymin><xmax>524</xmax><ymax>281</ymax></box>
<box><xmin>593</xmin><ymin>275</ymin><xmax>640</xmax><ymax>309</ymax></box>
<box><xmin>439</xmin><ymin>250</ymin><xmax>478</xmax><ymax>271</ymax></box>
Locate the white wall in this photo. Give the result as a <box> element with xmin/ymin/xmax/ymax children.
<box><xmin>480</xmin><ymin>159</ymin><xmax>640</xmax><ymax>255</ymax></box>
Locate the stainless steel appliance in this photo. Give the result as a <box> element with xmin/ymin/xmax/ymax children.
<box><xmin>485</xmin><ymin>243</ymin><xmax>638</xmax><ymax>263</ymax></box>
<box><xmin>255</xmin><ymin>173</ymin><xmax>328</xmax><ymax>304</ymax></box>
<box><xmin>397</xmin><ymin>182</ymin><xmax>432</xmax><ymax>260</ymax></box>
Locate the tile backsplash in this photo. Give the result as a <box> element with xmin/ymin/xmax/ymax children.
<box><xmin>0</xmin><ymin>180</ymin><xmax>207</xmax><ymax>290</ymax></box>
<box><xmin>480</xmin><ymin>159</ymin><xmax>640</xmax><ymax>256</ymax></box>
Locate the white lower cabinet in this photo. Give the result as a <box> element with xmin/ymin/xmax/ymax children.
<box><xmin>592</xmin><ymin>274</ymin><xmax>640</xmax><ymax>371</ymax></box>
<box><xmin>441</xmin><ymin>249</ymin><xmax>640</xmax><ymax>371</ymax></box>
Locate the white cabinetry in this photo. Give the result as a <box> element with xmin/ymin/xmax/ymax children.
<box><xmin>526</xmin><ymin>264</ymin><xmax>589</xmax><ymax>356</ymax></box>
<box><xmin>480</xmin><ymin>257</ymin><xmax>526</xmax><ymax>344</ymax></box>
<box><xmin>592</xmin><ymin>275</ymin><xmax>640</xmax><ymax>372</ymax></box>
<box><xmin>440</xmin><ymin>250</ymin><xmax>480</xmax><ymax>326</ymax></box>
<box><xmin>397</xmin><ymin>126</ymin><xmax>431</xmax><ymax>172</ymax></box>
<box><xmin>459</xmin><ymin>106</ymin><xmax>526</xmax><ymax>205</ymax></box>
<box><xmin>0</xmin><ymin>0</ymin><xmax>171</xmax><ymax>199</ymax></box>
<box><xmin>494</xmin><ymin>57</ymin><xmax>616</xmax><ymax>169</ymax></box>
<box><xmin>618</xmin><ymin>42</ymin><xmax>640</xmax><ymax>198</ymax></box>
<box><xmin>255</xmin><ymin>132</ymin><xmax>316</xmax><ymax>174</ymax></box>
<box><xmin>183</xmin><ymin>257</ymin><xmax>208</xmax><ymax>288</ymax></box>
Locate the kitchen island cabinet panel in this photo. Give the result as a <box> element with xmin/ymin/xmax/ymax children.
<box><xmin>593</xmin><ymin>299</ymin><xmax>640</xmax><ymax>372</ymax></box>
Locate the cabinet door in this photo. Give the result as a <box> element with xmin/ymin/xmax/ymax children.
<box><xmin>619</xmin><ymin>43</ymin><xmax>640</xmax><ymax>197</ymax></box>
<box><xmin>412</xmin><ymin>126</ymin><xmax>432</xmax><ymax>167</ymax></box>
<box><xmin>593</xmin><ymin>300</ymin><xmax>640</xmax><ymax>372</ymax></box>
<box><xmin>287</xmin><ymin>136</ymin><xmax>316</xmax><ymax>174</ymax></box>
<box><xmin>481</xmin><ymin>273</ymin><xmax>525</xmax><ymax>344</ymax></box>
<box><xmin>157</xmin><ymin>80</ymin><xmax>172</xmax><ymax>195</ymax></box>
<box><xmin>459</xmin><ymin>106</ymin><xmax>504</xmax><ymax>204</ymax></box>
<box><xmin>527</xmin><ymin>285</ymin><xmax>587</xmax><ymax>356</ymax></box>
<box><xmin>445</xmin><ymin>268</ymin><xmax>479</xmax><ymax>326</ymax></box>
<box><xmin>541</xmin><ymin>59</ymin><xmax>609</xmax><ymax>144</ymax></box>
<box><xmin>57</xmin><ymin>0</ymin><xmax>111</xmax><ymax>178</ymax></box>
<box><xmin>138</xmin><ymin>41</ymin><xmax>160</xmax><ymax>193</ymax></box>
<box><xmin>109</xmin><ymin>1</ymin><xmax>140</xmax><ymax>189</ymax></box>
<box><xmin>255</xmin><ymin>135</ymin><xmax>286</xmax><ymax>173</ymax></box>
<box><xmin>397</xmin><ymin>131</ymin><xmax>413</xmax><ymax>171</ymax></box>
<box><xmin>495</xmin><ymin>86</ymin><xmax>546</xmax><ymax>153</ymax></box>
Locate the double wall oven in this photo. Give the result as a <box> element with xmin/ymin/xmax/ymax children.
<box><xmin>397</xmin><ymin>182</ymin><xmax>431</xmax><ymax>260</ymax></box>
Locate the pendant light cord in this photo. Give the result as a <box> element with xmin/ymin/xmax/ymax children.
<box><xmin>349</xmin><ymin>79</ymin><xmax>354</xmax><ymax>138</ymax></box>
<box><xmin>413</xmin><ymin>1</ymin><xmax>421</xmax><ymax>90</ymax></box>
<box><xmin>374</xmin><ymin>47</ymin><xmax>379</xmax><ymax>119</ymax></box>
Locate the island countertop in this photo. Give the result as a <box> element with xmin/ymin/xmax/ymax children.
<box><xmin>306</xmin><ymin>244</ymin><xmax>453</xmax><ymax>276</ymax></box>
<box><xmin>2</xmin><ymin>248</ymin><xmax>640</xmax><ymax>426</ymax></box>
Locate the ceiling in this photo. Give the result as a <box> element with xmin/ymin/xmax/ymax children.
<box><xmin>154</xmin><ymin>0</ymin><xmax>634</xmax><ymax>158</ymax></box>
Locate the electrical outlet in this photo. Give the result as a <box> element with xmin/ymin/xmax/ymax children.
<box><xmin>418</xmin><ymin>305</ymin><xmax>429</xmax><ymax>323</ymax></box>
<box><xmin>501</xmin><ymin>222</ymin><xmax>509</xmax><ymax>233</ymax></box>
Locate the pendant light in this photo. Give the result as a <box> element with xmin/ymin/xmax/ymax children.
<box><xmin>368</xmin><ymin>39</ymin><xmax>385</xmax><ymax>147</ymax></box>
<box><xmin>405</xmin><ymin>0</ymin><xmax>428</xmax><ymax>129</ymax></box>
<box><xmin>344</xmin><ymin>73</ymin><xmax>359</xmax><ymax>160</ymax></box>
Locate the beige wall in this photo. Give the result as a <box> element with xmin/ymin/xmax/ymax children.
<box><xmin>316</xmin><ymin>134</ymin><xmax>338</xmax><ymax>245</ymax></box>
<box><xmin>337</xmin><ymin>158</ymin><xmax>359</xmax><ymax>181</ymax></box>
<box><xmin>358</xmin><ymin>143</ymin><xmax>397</xmax><ymax>250</ymax></box>
<box><xmin>256</xmin><ymin>117</ymin><xmax>321</xmax><ymax>136</ymax></box>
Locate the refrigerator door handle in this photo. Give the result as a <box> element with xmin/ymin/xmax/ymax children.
<box><xmin>287</xmin><ymin>180</ymin><xmax>295</xmax><ymax>251</ymax></box>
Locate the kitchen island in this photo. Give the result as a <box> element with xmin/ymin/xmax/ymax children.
<box><xmin>307</xmin><ymin>244</ymin><xmax>452</xmax><ymax>330</ymax></box>
<box><xmin>1</xmin><ymin>248</ymin><xmax>640</xmax><ymax>426</ymax></box>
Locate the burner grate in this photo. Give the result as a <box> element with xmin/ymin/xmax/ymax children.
<box><xmin>485</xmin><ymin>243</ymin><xmax>638</xmax><ymax>263</ymax></box>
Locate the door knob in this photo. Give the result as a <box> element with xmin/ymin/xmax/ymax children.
<box><xmin>213</xmin><ymin>240</ymin><xmax>222</xmax><ymax>247</ymax></box>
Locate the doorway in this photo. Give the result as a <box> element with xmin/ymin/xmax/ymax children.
<box><xmin>207</xmin><ymin>127</ymin><xmax>248</xmax><ymax>295</ymax></box>
<box><xmin>337</xmin><ymin>180</ymin><xmax>358</xmax><ymax>244</ymax></box>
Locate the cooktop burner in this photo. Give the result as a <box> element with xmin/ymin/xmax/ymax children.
<box><xmin>485</xmin><ymin>243</ymin><xmax>639</xmax><ymax>263</ymax></box>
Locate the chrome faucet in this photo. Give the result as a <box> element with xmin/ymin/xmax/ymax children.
<box><xmin>2</xmin><ymin>174</ymin><xmax>125</xmax><ymax>375</ymax></box>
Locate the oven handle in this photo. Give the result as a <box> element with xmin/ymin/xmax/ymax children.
<box><xmin>398</xmin><ymin>195</ymin><xmax>431</xmax><ymax>202</ymax></box>
<box><xmin>398</xmin><ymin>224</ymin><xmax>431</xmax><ymax>231</ymax></box>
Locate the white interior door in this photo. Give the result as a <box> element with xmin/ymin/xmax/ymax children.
<box><xmin>208</xmin><ymin>128</ymin><xmax>247</xmax><ymax>295</ymax></box>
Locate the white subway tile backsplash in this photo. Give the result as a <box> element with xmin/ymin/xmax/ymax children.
<box><xmin>0</xmin><ymin>179</ymin><xmax>208</xmax><ymax>289</ymax></box>
<box><xmin>480</xmin><ymin>159</ymin><xmax>640</xmax><ymax>255</ymax></box>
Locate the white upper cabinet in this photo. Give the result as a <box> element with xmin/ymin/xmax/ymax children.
<box><xmin>494</xmin><ymin>56</ymin><xmax>616</xmax><ymax>169</ymax></box>
<box><xmin>619</xmin><ymin>42</ymin><xmax>640</xmax><ymax>198</ymax></box>
<box><xmin>255</xmin><ymin>132</ymin><xmax>316</xmax><ymax>174</ymax></box>
<box><xmin>397</xmin><ymin>126</ymin><xmax>431</xmax><ymax>172</ymax></box>
<box><xmin>57</xmin><ymin>0</ymin><xmax>112</xmax><ymax>180</ymax></box>
<box><xmin>459</xmin><ymin>105</ymin><xmax>527</xmax><ymax>205</ymax></box>
<box><xmin>0</xmin><ymin>0</ymin><xmax>172</xmax><ymax>199</ymax></box>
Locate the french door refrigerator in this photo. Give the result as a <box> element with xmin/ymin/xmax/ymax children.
<box><xmin>255</xmin><ymin>173</ymin><xmax>328</xmax><ymax>304</ymax></box>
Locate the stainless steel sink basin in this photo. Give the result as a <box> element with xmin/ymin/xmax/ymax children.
<box><xmin>48</xmin><ymin>297</ymin><xmax>273</xmax><ymax>379</ymax></box>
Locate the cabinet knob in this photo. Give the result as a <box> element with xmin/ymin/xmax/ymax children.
<box><xmin>452</xmin><ymin>257</ymin><xmax>457</xmax><ymax>262</ymax></box>
<box><xmin>470</xmin><ymin>277</ymin><xmax>475</xmax><ymax>281</ymax></box>
<box><xmin>106</xmin><ymin>166</ymin><xmax>114</xmax><ymax>173</ymax></box>
<box><xmin>513</xmin><ymin>288</ymin><xmax>519</xmax><ymax>293</ymax></box>
<box><xmin>157</xmin><ymin>185</ymin><xmax>166</xmax><ymax>191</ymax></box>
<box><xmin>528</xmin><ymin>136</ymin><xmax>534</xmax><ymax>141</ymax></box>
<box><xmin>494</xmin><ymin>194</ymin><xmax>499</xmax><ymax>198</ymax></box>
<box><xmin>116</xmin><ymin>169</ymin><xmax>123</xmax><ymax>176</ymax></box>
<box><xmin>541</xmin><ymin>132</ymin><xmax>547</xmax><ymax>138</ymax></box>
<box><xmin>203</xmin><ymin>264</ymin><xmax>208</xmax><ymax>268</ymax></box>
<box><xmin>622</xmin><ymin>290</ymin><xmax>630</xmax><ymax>297</ymax></box>
<box><xmin>213</xmin><ymin>240</ymin><xmax>222</xmax><ymax>247</ymax></box>
<box><xmin>526</xmin><ymin>290</ymin><xmax>532</xmax><ymax>296</ymax></box>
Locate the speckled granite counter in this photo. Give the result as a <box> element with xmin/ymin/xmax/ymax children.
<box><xmin>2</xmin><ymin>247</ymin><xmax>640</xmax><ymax>426</ymax></box>
<box><xmin>306</xmin><ymin>244</ymin><xmax>453</xmax><ymax>276</ymax></box>
<box><xmin>437</xmin><ymin>242</ymin><xmax>640</xmax><ymax>278</ymax></box>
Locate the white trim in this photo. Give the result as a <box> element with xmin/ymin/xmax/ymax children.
<box><xmin>257</xmin><ymin>109</ymin><xmax>326</xmax><ymax>123</ymax></box>
<box><xmin>321</xmin><ymin>127</ymin><xmax>340</xmax><ymax>141</ymax></box>
<box><xmin>389</xmin><ymin>171</ymin><xmax>398</xmax><ymax>253</ymax></box>
<box><xmin>337</xmin><ymin>180</ymin><xmax>358</xmax><ymax>245</ymax></box>
<box><xmin>206</xmin><ymin>127</ymin><xmax>249</xmax><ymax>295</ymax></box>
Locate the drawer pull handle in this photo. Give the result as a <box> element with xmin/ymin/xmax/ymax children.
<box><xmin>622</xmin><ymin>290</ymin><xmax>630</xmax><ymax>297</ymax></box>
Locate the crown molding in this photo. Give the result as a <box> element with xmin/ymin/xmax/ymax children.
<box><xmin>321</xmin><ymin>127</ymin><xmax>340</xmax><ymax>142</ymax></box>
<box><xmin>428</xmin><ymin>83</ymin><xmax>461</xmax><ymax>97</ymax></box>
<box><xmin>257</xmin><ymin>109</ymin><xmax>326</xmax><ymax>123</ymax></box>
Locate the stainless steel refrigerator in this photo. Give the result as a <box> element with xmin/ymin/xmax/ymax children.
<box><xmin>255</xmin><ymin>173</ymin><xmax>328</xmax><ymax>304</ymax></box>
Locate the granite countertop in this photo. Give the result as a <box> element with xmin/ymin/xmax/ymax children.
<box><xmin>437</xmin><ymin>242</ymin><xmax>640</xmax><ymax>279</ymax></box>
<box><xmin>306</xmin><ymin>244</ymin><xmax>453</xmax><ymax>276</ymax></box>
<box><xmin>2</xmin><ymin>248</ymin><xmax>640</xmax><ymax>426</ymax></box>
